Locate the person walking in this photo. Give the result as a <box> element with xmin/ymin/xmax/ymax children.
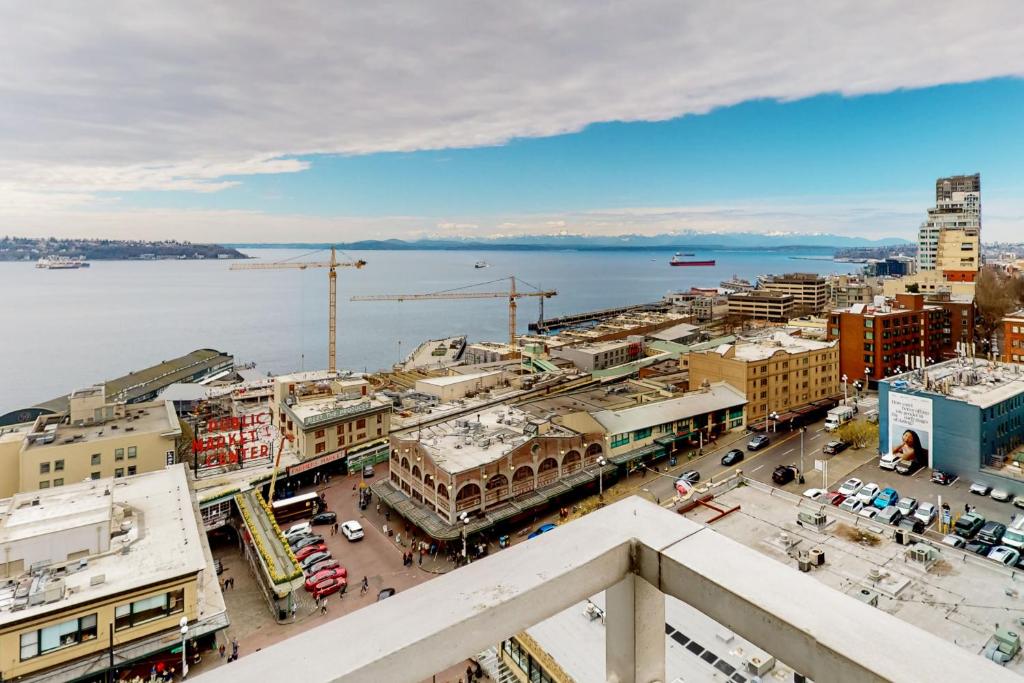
<box><xmin>291</xmin><ymin>601</ymin><xmax>297</xmax><ymax>622</ymax></box>
<box><xmin>230</xmin><ymin>637</ymin><xmax>238</xmax><ymax>662</ymax></box>
<box><xmin>320</xmin><ymin>600</ymin><xmax>328</xmax><ymax>616</ymax></box>
<box><xmin>361</xmin><ymin>576</ymin><xmax>369</xmax><ymax>595</ymax></box>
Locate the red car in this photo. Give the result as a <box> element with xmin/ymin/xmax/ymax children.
<box><xmin>304</xmin><ymin>558</ymin><xmax>342</xmax><ymax>577</ymax></box>
<box><xmin>825</xmin><ymin>491</ymin><xmax>847</xmax><ymax>506</ymax></box>
<box><xmin>304</xmin><ymin>567</ymin><xmax>347</xmax><ymax>591</ymax></box>
<box><xmin>312</xmin><ymin>577</ymin><xmax>347</xmax><ymax>599</ymax></box>
<box><xmin>294</xmin><ymin>544</ymin><xmax>328</xmax><ymax>561</ymax></box>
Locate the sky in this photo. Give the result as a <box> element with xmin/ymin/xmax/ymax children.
<box><xmin>2</xmin><ymin>2</ymin><xmax>1024</xmax><ymax>243</ymax></box>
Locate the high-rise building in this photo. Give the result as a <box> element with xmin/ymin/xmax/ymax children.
<box><xmin>917</xmin><ymin>173</ymin><xmax>981</xmax><ymax>281</ymax></box>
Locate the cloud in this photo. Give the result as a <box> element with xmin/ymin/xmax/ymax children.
<box><xmin>0</xmin><ymin>1</ymin><xmax>1022</xmax><ymax>202</ymax></box>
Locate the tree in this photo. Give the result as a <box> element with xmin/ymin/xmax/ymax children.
<box><xmin>836</xmin><ymin>420</ymin><xmax>879</xmax><ymax>450</ymax></box>
<box><xmin>976</xmin><ymin>266</ymin><xmax>1024</xmax><ymax>346</ymax></box>
<box><xmin>176</xmin><ymin>418</ymin><xmax>195</xmax><ymax>466</ymax></box>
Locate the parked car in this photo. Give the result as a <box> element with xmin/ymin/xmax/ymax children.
<box><xmin>312</xmin><ymin>577</ymin><xmax>347</xmax><ymax>599</ymax></box>
<box><xmin>305</xmin><ymin>567</ymin><xmax>347</xmax><ymax>591</ymax></box>
<box><xmin>839</xmin><ymin>497</ymin><xmax>865</xmax><ymax>514</ymax></box>
<box><xmin>295</xmin><ymin>544</ymin><xmax>329</xmax><ymax>561</ymax></box>
<box><xmin>855</xmin><ymin>482</ymin><xmax>881</xmax><ymax>505</ymax></box>
<box><xmin>930</xmin><ymin>471</ymin><xmax>955</xmax><ymax>486</ymax></box>
<box><xmin>284</xmin><ymin>522</ymin><xmax>313</xmax><ymax>539</ymax></box>
<box><xmin>747</xmin><ymin>435</ymin><xmax>770</xmax><ymax>451</ymax></box>
<box><xmin>988</xmin><ymin>546</ymin><xmax>1021</xmax><ymax>567</ymax></box>
<box><xmin>528</xmin><ymin>523</ymin><xmax>558</xmax><ymax>539</ymax></box>
<box><xmin>896</xmin><ymin>497</ymin><xmax>918</xmax><ymax>517</ymax></box>
<box><xmin>876</xmin><ymin>506</ymin><xmax>902</xmax><ymax>525</ymax></box>
<box><xmin>953</xmin><ymin>512</ymin><xmax>986</xmax><ymax>539</ymax></box>
<box><xmin>825</xmin><ymin>491</ymin><xmax>847</xmax><ymax>506</ymax></box>
<box><xmin>304</xmin><ymin>558</ymin><xmax>341</xmax><ymax>577</ymax></box>
<box><xmin>300</xmin><ymin>551</ymin><xmax>332</xmax><ymax>571</ymax></box>
<box><xmin>803</xmin><ymin>488</ymin><xmax>827</xmax><ymax>501</ymax></box>
<box><xmin>895</xmin><ymin>458</ymin><xmax>922</xmax><ymax>476</ymax></box>
<box><xmin>991</xmin><ymin>489</ymin><xmax>1014</xmax><ymax>503</ymax></box>
<box><xmin>363</xmin><ymin>465</ymin><xmax>375</xmax><ymax>478</ymax></box>
<box><xmin>312</xmin><ymin>511</ymin><xmax>338</xmax><ymax>525</ymax></box>
<box><xmin>913</xmin><ymin>501</ymin><xmax>937</xmax><ymax>526</ymax></box>
<box><xmin>290</xmin><ymin>534</ymin><xmax>325</xmax><ymax>551</ymax></box>
<box><xmin>878</xmin><ymin>453</ymin><xmax>901</xmax><ymax>471</ymax></box>
<box><xmin>858</xmin><ymin>506</ymin><xmax>878</xmax><ymax>520</ymax></box>
<box><xmin>872</xmin><ymin>487</ymin><xmax>899</xmax><ymax>510</ymax></box>
<box><xmin>941</xmin><ymin>534</ymin><xmax>966</xmax><ymax>548</ymax></box>
<box><xmin>772</xmin><ymin>465</ymin><xmax>799</xmax><ymax>485</ymax></box>
<box><xmin>823</xmin><ymin>440</ymin><xmax>848</xmax><ymax>456</ymax></box>
<box><xmin>977</xmin><ymin>522</ymin><xmax>1007</xmax><ymax>545</ymax></box>
<box><xmin>721</xmin><ymin>449</ymin><xmax>745</xmax><ymax>466</ymax></box>
<box><xmin>377</xmin><ymin>587</ymin><xmax>397</xmax><ymax>601</ymax></box>
<box><xmin>837</xmin><ymin>478</ymin><xmax>863</xmax><ymax>497</ymax></box>
<box><xmin>964</xmin><ymin>540</ymin><xmax>993</xmax><ymax>556</ymax></box>
<box><xmin>341</xmin><ymin>520</ymin><xmax>365</xmax><ymax>541</ymax></box>
<box><xmin>897</xmin><ymin>517</ymin><xmax>925</xmax><ymax>534</ymax></box>
<box><xmin>677</xmin><ymin>470</ymin><xmax>700</xmax><ymax>484</ymax></box>
<box><xmin>1014</xmin><ymin>497</ymin><xmax>1024</xmax><ymax>511</ymax></box>
<box><xmin>969</xmin><ymin>481</ymin><xmax>992</xmax><ymax>496</ymax></box>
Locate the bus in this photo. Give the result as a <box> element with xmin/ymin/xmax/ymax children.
<box><xmin>271</xmin><ymin>492</ymin><xmax>323</xmax><ymax>524</ymax></box>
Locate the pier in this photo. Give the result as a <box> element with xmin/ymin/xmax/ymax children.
<box><xmin>529</xmin><ymin>301</ymin><xmax>663</xmax><ymax>333</ymax></box>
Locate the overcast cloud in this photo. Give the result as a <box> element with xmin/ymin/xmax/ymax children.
<box><xmin>2</xmin><ymin>2</ymin><xmax>1023</xmax><ymax>239</ymax></box>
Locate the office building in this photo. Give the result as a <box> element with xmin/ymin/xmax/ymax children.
<box><xmin>761</xmin><ymin>273</ymin><xmax>829</xmax><ymax>315</ymax></box>
<box><xmin>551</xmin><ymin>340</ymin><xmax>644</xmax><ymax>372</ymax></box>
<box><xmin>726</xmin><ymin>291</ymin><xmax>795</xmax><ymax>322</ymax></box>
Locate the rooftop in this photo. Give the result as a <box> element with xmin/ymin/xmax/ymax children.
<box><xmin>730</xmin><ymin>331</ymin><xmax>836</xmax><ymax>362</ymax></box>
<box><xmin>591</xmin><ymin>382</ymin><xmax>746</xmax><ymax>435</ymax></box>
<box><xmin>727</xmin><ymin>290</ymin><xmax>794</xmax><ymax>301</ymax></box>
<box><xmin>886</xmin><ymin>358</ymin><xmax>1024</xmax><ymax>409</ymax></box>
<box><xmin>0</xmin><ymin>466</ymin><xmax>209</xmax><ymax>627</ymax></box>
<box><xmin>415</xmin><ymin>370</ymin><xmax>502</xmax><ymax>387</ymax></box>
<box><xmin>646</xmin><ymin>322</ymin><xmax>699</xmax><ymax>342</ymax></box>
<box><xmin>285</xmin><ymin>394</ymin><xmax>390</xmax><ymax>428</ymax></box>
<box><xmin>23</xmin><ymin>400</ymin><xmax>180</xmax><ymax>451</ymax></box>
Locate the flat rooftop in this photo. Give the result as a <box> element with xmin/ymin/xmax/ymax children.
<box><xmin>416</xmin><ymin>370</ymin><xmax>501</xmax><ymax>387</ymax></box>
<box><xmin>723</xmin><ymin>330</ymin><xmax>837</xmax><ymax>362</ymax></box>
<box><xmin>887</xmin><ymin>358</ymin><xmax>1024</xmax><ymax>409</ymax></box>
<box><xmin>682</xmin><ymin>481</ymin><xmax>1024</xmax><ymax>675</ymax></box>
<box><xmin>285</xmin><ymin>394</ymin><xmax>390</xmax><ymax>427</ymax></box>
<box><xmin>0</xmin><ymin>466</ymin><xmax>208</xmax><ymax>627</ymax></box>
<box><xmin>23</xmin><ymin>400</ymin><xmax>180</xmax><ymax>451</ymax></box>
<box><xmin>591</xmin><ymin>382</ymin><xmax>746</xmax><ymax>435</ymax></box>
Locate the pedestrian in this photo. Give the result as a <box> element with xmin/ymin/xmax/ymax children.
<box><xmin>396</xmin><ymin>532</ymin><xmax>402</xmax><ymax>547</ymax></box>
<box><xmin>964</xmin><ymin>502</ymin><xmax>970</xmax><ymax>514</ymax></box>
<box><xmin>361</xmin><ymin>576</ymin><xmax>369</xmax><ymax>595</ymax></box>
<box><xmin>334</xmin><ymin>521</ymin><xmax>340</xmax><ymax>536</ymax></box>
<box><xmin>467</xmin><ymin>664</ymin><xmax>474</xmax><ymax>681</ymax></box>
<box><xmin>218</xmin><ymin>643</ymin><xmax>226</xmax><ymax>659</ymax></box>
<box><xmin>418</xmin><ymin>550</ymin><xmax>423</xmax><ymax>566</ymax></box>
<box><xmin>291</xmin><ymin>602</ymin><xmax>297</xmax><ymax>622</ymax></box>
<box><xmin>376</xmin><ymin>502</ymin><xmax>381</xmax><ymax>514</ymax></box>
<box><xmin>385</xmin><ymin>510</ymin><xmax>391</xmax><ymax>522</ymax></box>
<box><xmin>231</xmin><ymin>637</ymin><xmax>238</xmax><ymax>661</ymax></box>
<box><xmin>320</xmin><ymin>601</ymin><xmax>328</xmax><ymax>616</ymax></box>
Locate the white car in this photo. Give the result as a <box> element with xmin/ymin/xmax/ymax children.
<box><xmin>340</xmin><ymin>520</ymin><xmax>364</xmax><ymax>541</ymax></box>
<box><xmin>284</xmin><ymin>522</ymin><xmax>312</xmax><ymax>539</ymax></box>
<box><xmin>837</xmin><ymin>478</ymin><xmax>863</xmax><ymax>497</ymax></box>
<box><xmin>992</xmin><ymin>489</ymin><xmax>1014</xmax><ymax>503</ymax></box>
<box><xmin>802</xmin><ymin>488</ymin><xmax>827</xmax><ymax>501</ymax></box>
<box><xmin>855</xmin><ymin>482</ymin><xmax>881</xmax><ymax>505</ymax></box>
<box><xmin>878</xmin><ymin>453</ymin><xmax>901</xmax><ymax>471</ymax></box>
<box><xmin>988</xmin><ymin>546</ymin><xmax>1021</xmax><ymax>566</ymax></box>
<box><xmin>941</xmin><ymin>534</ymin><xmax>965</xmax><ymax>548</ymax></box>
<box><xmin>896</xmin><ymin>497</ymin><xmax>918</xmax><ymax>517</ymax></box>
<box><xmin>913</xmin><ymin>502</ymin><xmax>936</xmax><ymax>526</ymax></box>
<box><xmin>839</xmin><ymin>498</ymin><xmax>865</xmax><ymax>514</ymax></box>
<box><xmin>858</xmin><ymin>506</ymin><xmax>878</xmax><ymax>520</ymax></box>
<box><xmin>969</xmin><ymin>482</ymin><xmax>992</xmax><ymax>496</ymax></box>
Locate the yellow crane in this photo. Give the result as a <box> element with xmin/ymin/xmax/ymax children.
<box><xmin>230</xmin><ymin>247</ymin><xmax>366</xmax><ymax>373</ymax></box>
<box><xmin>351</xmin><ymin>276</ymin><xmax>556</xmax><ymax>354</ymax></box>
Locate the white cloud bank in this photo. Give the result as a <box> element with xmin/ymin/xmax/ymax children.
<box><xmin>1</xmin><ymin>1</ymin><xmax>1023</xmax><ymax>238</ymax></box>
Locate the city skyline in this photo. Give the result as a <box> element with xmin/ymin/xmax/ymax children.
<box><xmin>3</xmin><ymin>3</ymin><xmax>1024</xmax><ymax>242</ymax></box>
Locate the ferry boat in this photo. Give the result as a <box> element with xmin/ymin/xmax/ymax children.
<box><xmin>670</xmin><ymin>252</ymin><xmax>715</xmax><ymax>267</ymax></box>
<box><xmin>36</xmin><ymin>256</ymin><xmax>89</xmax><ymax>269</ymax></box>
<box><xmin>474</xmin><ymin>261</ymin><xmax>489</xmax><ymax>269</ymax></box>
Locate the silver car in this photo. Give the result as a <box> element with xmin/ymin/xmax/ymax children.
<box><xmin>913</xmin><ymin>502</ymin><xmax>936</xmax><ymax>526</ymax></box>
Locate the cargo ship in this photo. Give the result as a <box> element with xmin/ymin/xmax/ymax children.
<box><xmin>670</xmin><ymin>253</ymin><xmax>715</xmax><ymax>267</ymax></box>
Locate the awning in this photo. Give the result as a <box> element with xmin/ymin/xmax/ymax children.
<box><xmin>609</xmin><ymin>442</ymin><xmax>667</xmax><ymax>466</ymax></box>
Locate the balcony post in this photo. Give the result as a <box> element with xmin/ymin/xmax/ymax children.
<box><xmin>605</xmin><ymin>574</ymin><xmax>665</xmax><ymax>683</ymax></box>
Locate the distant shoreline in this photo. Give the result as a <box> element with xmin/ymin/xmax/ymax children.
<box><xmin>228</xmin><ymin>242</ymin><xmax>839</xmax><ymax>253</ymax></box>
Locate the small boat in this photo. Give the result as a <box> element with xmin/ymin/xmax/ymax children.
<box><xmin>474</xmin><ymin>261</ymin><xmax>489</xmax><ymax>269</ymax></box>
<box><xmin>670</xmin><ymin>253</ymin><xmax>715</xmax><ymax>267</ymax></box>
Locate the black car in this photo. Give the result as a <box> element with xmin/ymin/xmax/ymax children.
<box><xmin>312</xmin><ymin>511</ymin><xmax>337</xmax><ymax>525</ymax></box>
<box><xmin>291</xmin><ymin>534</ymin><xmax>325</xmax><ymax>551</ymax></box>
<box><xmin>747</xmin><ymin>435</ymin><xmax>771</xmax><ymax>451</ymax></box>
<box><xmin>772</xmin><ymin>465</ymin><xmax>799</xmax><ymax>485</ymax></box>
<box><xmin>678</xmin><ymin>470</ymin><xmax>700</xmax><ymax>484</ymax></box>
<box><xmin>721</xmin><ymin>449</ymin><xmax>745</xmax><ymax>466</ymax></box>
<box><xmin>977</xmin><ymin>521</ymin><xmax>1007</xmax><ymax>545</ymax></box>
<box><xmin>931</xmin><ymin>470</ymin><xmax>955</xmax><ymax>485</ymax></box>
<box><xmin>964</xmin><ymin>540</ymin><xmax>993</xmax><ymax>556</ymax></box>
<box><xmin>897</xmin><ymin>517</ymin><xmax>926</xmax><ymax>534</ymax></box>
<box><xmin>822</xmin><ymin>440</ymin><xmax>848</xmax><ymax>456</ymax></box>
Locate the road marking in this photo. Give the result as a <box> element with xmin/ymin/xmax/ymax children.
<box><xmin>783</xmin><ymin>448</ymin><xmax>795</xmax><ymax>456</ymax></box>
<box><xmin>751</xmin><ymin>465</ymin><xmax>765</xmax><ymax>473</ymax></box>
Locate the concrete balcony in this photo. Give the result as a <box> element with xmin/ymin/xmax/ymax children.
<box><xmin>193</xmin><ymin>497</ymin><xmax>1018</xmax><ymax>683</ymax></box>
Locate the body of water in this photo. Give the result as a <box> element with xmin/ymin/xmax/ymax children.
<box><xmin>0</xmin><ymin>248</ymin><xmax>860</xmax><ymax>412</ymax></box>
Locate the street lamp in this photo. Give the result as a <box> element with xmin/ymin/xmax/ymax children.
<box><xmin>770</xmin><ymin>411</ymin><xmax>779</xmax><ymax>433</ymax></box>
<box><xmin>459</xmin><ymin>511</ymin><xmax>470</xmax><ymax>562</ymax></box>
<box><xmin>841</xmin><ymin>374</ymin><xmax>848</xmax><ymax>405</ymax></box>
<box><xmin>799</xmin><ymin>427</ymin><xmax>806</xmax><ymax>484</ymax></box>
<box><xmin>596</xmin><ymin>455</ymin><xmax>608</xmax><ymax>499</ymax></box>
<box><xmin>179</xmin><ymin>617</ymin><xmax>189</xmax><ymax>679</ymax></box>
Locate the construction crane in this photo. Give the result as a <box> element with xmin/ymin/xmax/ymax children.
<box><xmin>351</xmin><ymin>276</ymin><xmax>556</xmax><ymax>354</ymax></box>
<box><xmin>230</xmin><ymin>247</ymin><xmax>366</xmax><ymax>373</ymax></box>
<box><xmin>267</xmin><ymin>433</ymin><xmax>295</xmax><ymax>503</ymax></box>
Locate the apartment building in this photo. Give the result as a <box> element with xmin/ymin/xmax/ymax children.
<box><xmin>830</xmin><ymin>275</ymin><xmax>876</xmax><ymax>309</ymax></box>
<box><xmin>761</xmin><ymin>273</ymin><xmax>829</xmax><ymax>315</ymax></box>
<box><xmin>1002</xmin><ymin>310</ymin><xmax>1024</xmax><ymax>363</ymax></box>
<box><xmin>917</xmin><ymin>173</ymin><xmax>981</xmax><ymax>280</ymax></box>
<box><xmin>685</xmin><ymin>332</ymin><xmax>840</xmax><ymax>423</ymax></box>
<box><xmin>726</xmin><ymin>291</ymin><xmax>795</xmax><ymax>322</ymax></box>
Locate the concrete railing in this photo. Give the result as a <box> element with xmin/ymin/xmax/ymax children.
<box><xmin>193</xmin><ymin>497</ymin><xmax>1019</xmax><ymax>683</ymax></box>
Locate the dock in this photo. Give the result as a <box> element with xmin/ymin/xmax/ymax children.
<box><xmin>529</xmin><ymin>302</ymin><xmax>663</xmax><ymax>333</ymax></box>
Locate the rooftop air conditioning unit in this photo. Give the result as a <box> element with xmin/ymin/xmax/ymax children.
<box><xmin>745</xmin><ymin>655</ymin><xmax>775</xmax><ymax>676</ymax></box>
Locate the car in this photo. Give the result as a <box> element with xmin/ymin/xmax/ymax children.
<box><xmin>721</xmin><ymin>449</ymin><xmax>745</xmax><ymax>466</ymax></box>
<box><xmin>312</xmin><ymin>577</ymin><xmax>347</xmax><ymax>599</ymax></box>
<box><xmin>295</xmin><ymin>544</ymin><xmax>329</xmax><ymax>561</ymax></box>
<box><xmin>772</xmin><ymin>465</ymin><xmax>799</xmax><ymax>485</ymax></box>
<box><xmin>941</xmin><ymin>534</ymin><xmax>966</xmax><ymax>548</ymax></box>
<box><xmin>992</xmin><ymin>489</ymin><xmax>1014</xmax><ymax>503</ymax></box>
<box><xmin>312</xmin><ymin>511</ymin><xmax>338</xmax><ymax>525</ymax></box>
<box><xmin>897</xmin><ymin>517</ymin><xmax>925</xmax><ymax>534</ymax></box>
<box><xmin>895</xmin><ymin>458</ymin><xmax>922</xmax><ymax>476</ymax></box>
<box><xmin>855</xmin><ymin>482</ymin><xmax>881</xmax><ymax>505</ymax></box>
<box><xmin>825</xmin><ymin>491</ymin><xmax>847</xmax><ymax>506</ymax></box>
<box><xmin>304</xmin><ymin>558</ymin><xmax>341</xmax><ymax>577</ymax></box>
<box><xmin>872</xmin><ymin>487</ymin><xmax>899</xmax><ymax>510</ymax></box>
<box><xmin>913</xmin><ymin>501</ymin><xmax>937</xmax><ymax>526</ymax></box>
<box><xmin>964</xmin><ymin>540</ymin><xmax>993</xmax><ymax>556</ymax></box>
<box><xmin>953</xmin><ymin>512</ymin><xmax>986</xmax><ymax>539</ymax></box>
<box><xmin>363</xmin><ymin>465</ymin><xmax>375</xmax><ymax>478</ymax></box>
<box><xmin>977</xmin><ymin>522</ymin><xmax>1007</xmax><ymax>545</ymax></box>
<box><xmin>803</xmin><ymin>488</ymin><xmax>828</xmax><ymax>501</ymax></box>
<box><xmin>858</xmin><ymin>506</ymin><xmax>878</xmax><ymax>520</ymax></box>
<box><xmin>340</xmin><ymin>520</ymin><xmax>365</xmax><ymax>541</ymax></box>
<box><xmin>528</xmin><ymin>523</ymin><xmax>558</xmax><ymax>539</ymax></box>
<box><xmin>896</xmin><ymin>497</ymin><xmax>918</xmax><ymax>517</ymax></box>
<box><xmin>377</xmin><ymin>587</ymin><xmax>397</xmax><ymax>601</ymax></box>
<box><xmin>988</xmin><ymin>546</ymin><xmax>1021</xmax><ymax>567</ymax></box>
<box><xmin>839</xmin><ymin>498</ymin><xmax>865</xmax><ymax>514</ymax></box>
<box><xmin>300</xmin><ymin>551</ymin><xmax>332</xmax><ymax>571</ymax></box>
<box><xmin>930</xmin><ymin>471</ymin><xmax>955</xmax><ymax>486</ymax></box>
<box><xmin>878</xmin><ymin>453</ymin><xmax>901</xmax><ymax>471</ymax></box>
<box><xmin>290</xmin><ymin>534</ymin><xmax>325</xmax><ymax>551</ymax></box>
<box><xmin>284</xmin><ymin>522</ymin><xmax>312</xmax><ymax>539</ymax></box>
<box><xmin>969</xmin><ymin>481</ymin><xmax>992</xmax><ymax>496</ymax></box>
<box><xmin>747</xmin><ymin>435</ymin><xmax>770</xmax><ymax>451</ymax></box>
<box><xmin>1014</xmin><ymin>497</ymin><xmax>1024</xmax><ymax>511</ymax></box>
<box><xmin>305</xmin><ymin>567</ymin><xmax>347</xmax><ymax>591</ymax></box>
<box><xmin>677</xmin><ymin>470</ymin><xmax>700</xmax><ymax>484</ymax></box>
<box><xmin>823</xmin><ymin>440</ymin><xmax>848</xmax><ymax>456</ymax></box>
<box><xmin>837</xmin><ymin>478</ymin><xmax>863</xmax><ymax>497</ymax></box>
<box><xmin>876</xmin><ymin>506</ymin><xmax>902</xmax><ymax>526</ymax></box>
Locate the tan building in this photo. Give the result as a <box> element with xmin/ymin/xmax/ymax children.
<box><xmin>0</xmin><ymin>386</ymin><xmax>181</xmax><ymax>499</ymax></box>
<box><xmin>726</xmin><ymin>291</ymin><xmax>795</xmax><ymax>322</ymax></box>
<box><xmin>686</xmin><ymin>332</ymin><xmax>840</xmax><ymax>423</ymax></box>
<box><xmin>881</xmin><ymin>271</ymin><xmax>976</xmax><ymax>298</ymax></box>
<box><xmin>414</xmin><ymin>370</ymin><xmax>504</xmax><ymax>402</ymax></box>
<box><xmin>551</xmin><ymin>339</ymin><xmax>644</xmax><ymax>372</ymax></box>
<box><xmin>0</xmin><ymin>466</ymin><xmax>225</xmax><ymax>683</ymax></box>
<box><xmin>761</xmin><ymin>273</ymin><xmax>829</xmax><ymax>315</ymax></box>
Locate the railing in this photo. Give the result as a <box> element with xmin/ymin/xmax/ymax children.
<box><xmin>193</xmin><ymin>497</ymin><xmax>1018</xmax><ymax>683</ymax></box>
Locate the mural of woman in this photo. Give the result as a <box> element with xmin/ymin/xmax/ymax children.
<box><xmin>892</xmin><ymin>429</ymin><xmax>925</xmax><ymax>464</ymax></box>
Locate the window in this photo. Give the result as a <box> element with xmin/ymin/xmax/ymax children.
<box><xmin>610</xmin><ymin>434</ymin><xmax>630</xmax><ymax>448</ymax></box>
<box><xmin>54</xmin><ymin>459</ymin><xmax>64</xmax><ymax>472</ymax></box>
<box><xmin>315</xmin><ymin>442</ymin><xmax>326</xmax><ymax>454</ymax></box>
<box><xmin>39</xmin><ymin>481</ymin><xmax>50</xmax><ymax>489</ymax></box>
<box><xmin>115</xmin><ymin>448</ymin><xmax>125</xmax><ymax>461</ymax></box>
<box><xmin>53</xmin><ymin>478</ymin><xmax>63</xmax><ymax>487</ymax></box>
<box><xmin>315</xmin><ymin>429</ymin><xmax>325</xmax><ymax>438</ymax></box>
<box><xmin>115</xmin><ymin>588</ymin><xmax>184</xmax><ymax>631</ymax></box>
<box><xmin>127</xmin><ymin>446</ymin><xmax>137</xmax><ymax>459</ymax></box>
<box><xmin>90</xmin><ymin>472</ymin><xmax>100</xmax><ymax>480</ymax></box>
<box><xmin>20</xmin><ymin>613</ymin><xmax>97</xmax><ymax>660</ymax></box>
<box><xmin>632</xmin><ymin>427</ymin><xmax>652</xmax><ymax>441</ymax></box>
<box><xmin>127</xmin><ymin>466</ymin><xmax>137</xmax><ymax>476</ymax></box>
<box><xmin>115</xmin><ymin>468</ymin><xmax>124</xmax><ymax>478</ymax></box>
<box><xmin>91</xmin><ymin>453</ymin><xmax>101</xmax><ymax>466</ymax></box>
<box><xmin>39</xmin><ymin>462</ymin><xmax>50</xmax><ymax>474</ymax></box>
<box><xmin>356</xmin><ymin>418</ymin><xmax>367</xmax><ymax>430</ymax></box>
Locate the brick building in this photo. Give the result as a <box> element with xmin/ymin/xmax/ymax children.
<box><xmin>1002</xmin><ymin>310</ymin><xmax>1024</xmax><ymax>363</ymax></box>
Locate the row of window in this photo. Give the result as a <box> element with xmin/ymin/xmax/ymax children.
<box><xmin>502</xmin><ymin>638</ymin><xmax>555</xmax><ymax>683</ymax></box>
<box><xmin>39</xmin><ymin>466</ymin><xmax>136</xmax><ymax>489</ymax></box>
<box><xmin>38</xmin><ymin>447</ymin><xmax>137</xmax><ymax>475</ymax></box>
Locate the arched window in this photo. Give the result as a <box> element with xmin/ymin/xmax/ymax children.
<box><xmin>537</xmin><ymin>457</ymin><xmax>559</xmax><ymax>486</ymax></box>
<box><xmin>512</xmin><ymin>465</ymin><xmax>535</xmax><ymax>496</ymax></box>
<box><xmin>412</xmin><ymin>465</ymin><xmax>422</xmax><ymax>480</ymax></box>
<box><xmin>562</xmin><ymin>450</ymin><xmax>582</xmax><ymax>474</ymax></box>
<box><xmin>585</xmin><ymin>443</ymin><xmax>603</xmax><ymax>464</ymax></box>
<box><xmin>455</xmin><ymin>483</ymin><xmax>481</xmax><ymax>511</ymax></box>
<box><xmin>400</xmin><ymin>457</ymin><xmax>410</xmax><ymax>471</ymax></box>
<box><xmin>437</xmin><ymin>483</ymin><xmax>449</xmax><ymax>499</ymax></box>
